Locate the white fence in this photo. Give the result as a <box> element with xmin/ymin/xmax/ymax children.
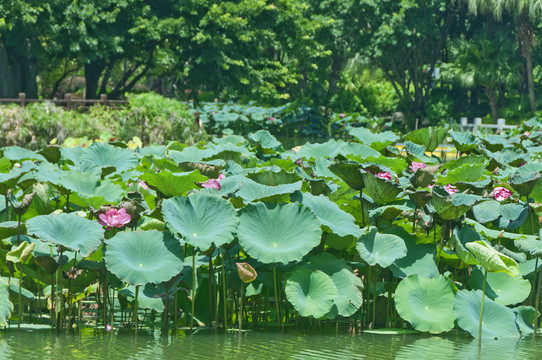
<box><xmin>459</xmin><ymin>117</ymin><xmax>517</xmax><ymax>132</ymax></box>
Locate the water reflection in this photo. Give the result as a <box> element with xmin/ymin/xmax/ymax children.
<box><xmin>2</xmin><ymin>328</ymin><xmax>542</xmax><ymax>360</ymax></box>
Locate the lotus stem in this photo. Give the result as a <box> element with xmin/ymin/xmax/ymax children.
<box><xmin>111</xmin><ymin>288</ymin><xmax>115</xmax><ymax>331</ymax></box>
<box><xmin>59</xmin><ymin>248</ymin><xmax>65</xmax><ymax>330</ymax></box>
<box><xmin>372</xmin><ymin>266</ymin><xmax>377</xmax><ymax>327</ymax></box>
<box><xmin>5</xmin><ymin>195</ymin><xmax>8</xmax><ymax>221</ymax></box>
<box><xmin>437</xmin><ymin>221</ymin><xmax>446</xmax><ymax>267</ymax></box>
<box><xmin>134</xmin><ymin>285</ymin><xmax>139</xmax><ymax>336</ymax></box>
<box><xmin>531</xmin><ymin>258</ymin><xmax>539</xmax><ymax>306</ymax></box>
<box><xmin>174</xmin><ymin>281</ymin><xmax>178</xmax><ymax>332</ymax></box>
<box><xmin>478</xmin><ymin>269</ymin><xmax>488</xmax><ymax>348</ymax></box>
<box><xmin>50</xmin><ymin>271</ymin><xmax>55</xmax><ymax>329</ymax></box>
<box><xmin>412</xmin><ymin>206</ymin><xmax>417</xmax><ymax>233</ymax></box>
<box><xmin>239</xmin><ymin>283</ymin><xmax>245</xmax><ymax>334</ymax></box>
<box><xmin>163</xmin><ymin>285</ymin><xmax>169</xmax><ymax>334</ymax></box>
<box><xmin>208</xmin><ymin>255</ymin><xmax>213</xmax><ymax>327</ymax></box>
<box><xmin>103</xmin><ymin>270</ymin><xmax>108</xmax><ymax>330</ymax></box>
<box><xmin>66</xmin><ymin>193</ymin><xmax>70</xmax><ymax>213</ymax></box>
<box><xmin>18</xmin><ymin>262</ymin><xmax>23</xmax><ymax>329</ymax></box>
<box><xmin>535</xmin><ymin>257</ymin><xmax>542</xmax><ymax>333</ymax></box>
<box><xmin>221</xmin><ymin>247</ymin><xmax>228</xmax><ymax>329</ymax></box>
<box><xmin>190</xmin><ymin>251</ymin><xmax>196</xmax><ymax>332</ymax></box>
<box><xmin>17</xmin><ymin>214</ymin><xmax>21</xmax><ymax>245</ymax></box>
<box><xmin>273</xmin><ymin>264</ymin><xmax>282</xmax><ymax>329</ymax></box>
<box><xmin>360</xmin><ymin>189</ymin><xmax>366</xmax><ymax>228</ymax></box>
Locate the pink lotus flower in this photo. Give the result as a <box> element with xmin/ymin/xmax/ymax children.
<box><xmin>98</xmin><ymin>208</ymin><xmax>131</xmax><ymax>229</ymax></box>
<box><xmin>106</xmin><ymin>324</ymin><xmax>112</xmax><ymax>331</ymax></box>
<box><xmin>427</xmin><ymin>184</ymin><xmax>435</xmax><ymax>190</ymax></box>
<box><xmin>138</xmin><ymin>181</ymin><xmax>149</xmax><ymax>190</ymax></box>
<box><xmin>339</xmin><ymin>113</ymin><xmax>346</xmax><ymax>118</ymax></box>
<box><xmin>443</xmin><ymin>184</ymin><xmax>458</xmax><ymax>195</ymax></box>
<box><xmin>524</xmin><ymin>131</ymin><xmax>530</xmax><ymax>137</ymax></box>
<box><xmin>201</xmin><ymin>174</ymin><xmax>226</xmax><ymax>190</ymax></box>
<box><xmin>493</xmin><ymin>186</ymin><xmax>513</xmax><ymax>201</ymax></box>
<box><xmin>410</xmin><ymin>161</ymin><xmax>427</xmax><ymax>173</ymax></box>
<box><xmin>375</xmin><ymin>171</ymin><xmax>392</xmax><ymax>181</ymax></box>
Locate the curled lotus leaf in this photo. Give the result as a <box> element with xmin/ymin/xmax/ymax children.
<box><xmin>465</xmin><ymin>241</ymin><xmax>519</xmax><ymax>277</ymax></box>
<box><xmin>350</xmin><ymin>127</ymin><xmax>398</xmax><ymax>151</ymax></box>
<box><xmin>450</xmin><ymin>131</ymin><xmax>480</xmax><ymax>153</ymax></box>
<box><xmin>431</xmin><ymin>187</ymin><xmax>480</xmax><ymax>220</ymax></box>
<box><xmin>362</xmin><ymin>172</ymin><xmax>401</xmax><ymax>205</ymax></box>
<box><xmin>6</xmin><ymin>241</ymin><xmax>35</xmax><ymax>263</ymax></box>
<box><xmin>328</xmin><ymin>161</ymin><xmax>364</xmax><ymax>190</ymax></box>
<box><xmin>408</xmin><ymin>190</ymin><xmax>432</xmax><ymax>208</ymax></box>
<box><xmin>236</xmin><ymin>262</ymin><xmax>257</xmax><ymax>283</ymax></box>
<box><xmin>404</xmin><ymin>127</ymin><xmax>447</xmax><ymax>153</ymax></box>
<box><xmin>509</xmin><ymin>172</ymin><xmax>541</xmax><ymax>196</ymax></box>
<box><xmin>411</xmin><ymin>165</ymin><xmax>440</xmax><ymax>188</ymax></box>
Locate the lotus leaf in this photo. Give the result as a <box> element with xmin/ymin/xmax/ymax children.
<box><xmin>509</xmin><ymin>172</ymin><xmax>541</xmax><ymax>196</ymax></box>
<box><xmin>453</xmin><ymin>290</ymin><xmax>520</xmax><ymax>339</ymax></box>
<box><xmin>451</xmin><ymin>225</ymin><xmax>484</xmax><ymax>265</ymax></box>
<box><xmin>105</xmin><ymin>230</ymin><xmax>183</xmax><ymax>286</ymax></box>
<box><xmin>6</xmin><ymin>241</ymin><xmax>35</xmax><ymax>263</ymax></box>
<box><xmin>234</xmin><ymin>177</ymin><xmax>302</xmax><ymax>203</ymax></box>
<box><xmin>465</xmin><ymin>241</ymin><xmax>519</xmax><ymax>276</ymax></box>
<box><xmin>369</xmin><ymin>204</ymin><xmax>412</xmax><ymax>222</ymax></box>
<box><xmin>248</xmin><ymin>130</ymin><xmax>283</xmax><ymax>153</ymax></box>
<box><xmin>404</xmin><ymin>127</ymin><xmax>447</xmax><ymax>152</ymax></box>
<box><xmin>26</xmin><ymin>213</ymin><xmax>104</xmax><ymax>257</ymax></box>
<box><xmin>237</xmin><ymin>202</ymin><xmax>322</xmax><ymax>264</ymax></box>
<box><xmin>395</xmin><ymin>275</ymin><xmax>455</xmax><ymax>333</ymax></box>
<box><xmin>468</xmin><ymin>266</ymin><xmax>530</xmax><ymax>306</ymax></box>
<box><xmin>350</xmin><ymin>128</ymin><xmax>398</xmax><ymax>151</ymax></box>
<box><xmin>450</xmin><ymin>131</ymin><xmax>480</xmax><ymax>153</ymax></box>
<box><xmin>356</xmin><ymin>227</ymin><xmax>407</xmax><ymax>268</ymax></box>
<box><xmin>0</xmin><ymin>279</ymin><xmax>13</xmax><ymax>327</ymax></box>
<box><xmin>513</xmin><ymin>306</ymin><xmax>537</xmax><ymax>335</ymax></box>
<box><xmin>431</xmin><ymin>188</ymin><xmax>480</xmax><ymax>220</ymax></box>
<box><xmin>497</xmin><ymin>204</ymin><xmax>528</xmax><ymax>230</ymax></box>
<box><xmin>140</xmin><ymin>170</ymin><xmax>207</xmax><ymax>198</ymax></box>
<box><xmin>472</xmin><ymin>201</ymin><xmax>501</xmax><ymax>224</ymax></box>
<box><xmin>362</xmin><ymin>173</ymin><xmax>401</xmax><ymax>205</ymax></box>
<box><xmin>411</xmin><ymin>165</ymin><xmax>440</xmax><ymax>188</ymax></box>
<box><xmin>119</xmin><ymin>284</ymin><xmax>166</xmax><ymax>312</ymax></box>
<box><xmin>292</xmin><ymin>192</ymin><xmax>362</xmax><ymax>238</ymax></box>
<box><xmin>436</xmin><ymin>163</ymin><xmax>486</xmax><ymax>185</ymax></box>
<box><xmin>295</xmin><ymin>140</ymin><xmax>345</xmax><ymax>159</ymax></box>
<box><xmin>389</xmin><ymin>227</ymin><xmax>438</xmax><ymax>279</ymax></box>
<box><xmin>3</xmin><ymin>146</ymin><xmax>46</xmax><ymax>162</ymax></box>
<box><xmin>285</xmin><ymin>268</ymin><xmax>338</xmax><ymax>318</ymax></box>
<box><xmin>162</xmin><ymin>192</ymin><xmax>239</xmax><ymax>249</ymax></box>
<box><xmin>328</xmin><ymin>161</ymin><xmax>364</xmax><ymax>190</ymax></box>
<box><xmin>515</xmin><ymin>237</ymin><xmax>542</xmax><ymax>256</ymax></box>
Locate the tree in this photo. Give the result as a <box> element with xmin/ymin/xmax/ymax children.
<box><xmin>353</xmin><ymin>0</ymin><xmax>462</xmax><ymax>127</ymax></box>
<box><xmin>464</xmin><ymin>0</ymin><xmax>542</xmax><ymax>113</ymax></box>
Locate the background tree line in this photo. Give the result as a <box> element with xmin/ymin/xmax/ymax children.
<box><xmin>1</xmin><ymin>0</ymin><xmax>542</xmax><ymax>127</ymax></box>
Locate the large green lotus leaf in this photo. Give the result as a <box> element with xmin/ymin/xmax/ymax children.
<box><xmin>328</xmin><ymin>161</ymin><xmax>364</xmax><ymax>190</ymax></box>
<box><xmin>404</xmin><ymin>141</ymin><xmax>430</xmax><ymax>162</ymax></box>
<box><xmin>78</xmin><ymin>142</ymin><xmax>139</xmax><ymax>174</ymax></box>
<box><xmin>350</xmin><ymin>127</ymin><xmax>398</xmax><ymax>151</ymax></box>
<box><xmin>395</xmin><ymin>275</ymin><xmax>455</xmax><ymax>333</ymax></box>
<box><xmin>408</xmin><ymin>190</ymin><xmax>432</xmax><ymax>208</ymax></box>
<box><xmin>285</xmin><ymin>268</ymin><xmax>338</xmax><ymax>318</ymax></box>
<box><xmin>404</xmin><ymin>127</ymin><xmax>447</xmax><ymax>152</ymax></box>
<box><xmin>356</xmin><ymin>227</ymin><xmax>407</xmax><ymax>268</ymax></box>
<box><xmin>248</xmin><ymin>130</ymin><xmax>283</xmax><ymax>153</ymax></box>
<box><xmin>324</xmin><ymin>233</ymin><xmax>355</xmax><ymax>251</ymax></box>
<box><xmin>388</xmin><ymin>227</ymin><xmax>438</xmax><ymax>279</ymax></box>
<box><xmin>292</xmin><ymin>192</ymin><xmax>361</xmax><ymax>238</ymax></box>
<box><xmin>497</xmin><ymin>204</ymin><xmax>528</xmax><ymax>230</ymax></box>
<box><xmin>3</xmin><ymin>146</ymin><xmax>46</xmax><ymax>162</ymax></box>
<box><xmin>119</xmin><ymin>283</ymin><xmax>166</xmax><ymax>312</ymax></box>
<box><xmin>465</xmin><ymin>241</ymin><xmax>519</xmax><ymax>276</ymax></box>
<box><xmin>362</xmin><ymin>173</ymin><xmax>401</xmax><ymax>205</ymax></box>
<box><xmin>312</xmin><ymin>158</ymin><xmax>340</xmax><ymax>180</ymax></box>
<box><xmin>247</xmin><ymin>168</ymin><xmax>300</xmax><ymax>186</ymax></box>
<box><xmin>450</xmin><ymin>131</ymin><xmax>480</xmax><ymax>153</ymax></box>
<box><xmin>453</xmin><ymin>289</ymin><xmax>520</xmax><ymax>339</ymax></box>
<box><xmin>168</xmin><ymin>147</ymin><xmax>219</xmax><ymax>164</ymax></box>
<box><xmin>105</xmin><ymin>230</ymin><xmax>183</xmax><ymax>286</ymax></box>
<box><xmin>515</xmin><ymin>238</ymin><xmax>542</xmax><ymax>256</ymax></box>
<box><xmin>57</xmin><ymin>171</ymin><xmax>124</xmax><ymax>202</ymax></box>
<box><xmin>436</xmin><ymin>163</ymin><xmax>486</xmax><ymax>185</ymax></box>
<box><xmin>0</xmin><ymin>221</ymin><xmax>22</xmax><ymax>239</ymax></box>
<box><xmin>0</xmin><ymin>157</ymin><xmax>11</xmax><ymax>172</ymax></box>
<box><xmin>234</xmin><ymin>177</ymin><xmax>302</xmax><ymax>203</ymax></box>
<box><xmin>368</xmin><ymin>204</ymin><xmax>411</xmax><ymax>222</ymax></box>
<box><xmin>469</xmin><ymin>266</ymin><xmax>530</xmax><ymax>306</ymax></box>
<box><xmin>0</xmin><ymin>279</ymin><xmax>13</xmax><ymax>327</ymax></box>
<box><xmin>431</xmin><ymin>188</ymin><xmax>480</xmax><ymax>220</ymax></box>
<box><xmin>472</xmin><ymin>200</ymin><xmax>501</xmax><ymax>224</ymax></box>
<box><xmin>140</xmin><ymin>170</ymin><xmax>206</xmax><ymax>198</ymax></box>
<box><xmin>162</xmin><ymin>192</ymin><xmax>238</xmax><ymax>249</ymax></box>
<box><xmin>295</xmin><ymin>140</ymin><xmax>346</xmax><ymax>159</ymax></box>
<box><xmin>0</xmin><ymin>170</ymin><xmax>24</xmax><ymax>195</ymax></box>
<box><xmin>26</xmin><ymin>213</ymin><xmax>104</xmax><ymax>257</ymax></box>
<box><xmin>451</xmin><ymin>225</ymin><xmax>484</xmax><ymax>265</ymax></box>
<box><xmin>513</xmin><ymin>306</ymin><xmax>537</xmax><ymax>335</ymax></box>
<box><xmin>509</xmin><ymin>172</ymin><xmax>541</xmax><ymax>196</ymax></box>
<box><xmin>465</xmin><ymin>218</ymin><xmax>537</xmax><ymax>242</ymax></box>
<box><xmin>305</xmin><ymin>253</ymin><xmax>362</xmax><ymax>317</ymax></box>
<box><xmin>338</xmin><ymin>143</ymin><xmax>381</xmax><ymax>158</ymax></box>
<box><xmin>410</xmin><ymin>165</ymin><xmax>440</xmax><ymax>188</ymax></box>
<box><xmin>487</xmin><ymin>147</ymin><xmax>528</xmax><ymax>168</ymax></box>
<box><xmin>237</xmin><ymin>202</ymin><xmax>322</xmax><ymax>264</ymax></box>
<box><xmin>482</xmin><ymin>134</ymin><xmax>509</xmax><ymax>152</ymax></box>
<box><xmin>364</xmin><ymin>156</ymin><xmax>407</xmax><ymax>174</ymax></box>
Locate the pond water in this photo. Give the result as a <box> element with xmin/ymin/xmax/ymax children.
<box><xmin>2</xmin><ymin>327</ymin><xmax>542</xmax><ymax>360</ymax></box>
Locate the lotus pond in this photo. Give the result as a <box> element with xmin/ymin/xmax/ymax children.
<box><xmin>3</xmin><ymin>122</ymin><xmax>542</xmax><ymax>352</ymax></box>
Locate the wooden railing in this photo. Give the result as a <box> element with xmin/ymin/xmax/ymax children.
<box><xmin>0</xmin><ymin>93</ymin><xmax>128</xmax><ymax>110</ymax></box>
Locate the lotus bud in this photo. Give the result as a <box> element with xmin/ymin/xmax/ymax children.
<box><xmin>236</xmin><ymin>262</ymin><xmax>257</xmax><ymax>283</ymax></box>
<box><xmin>9</xmin><ymin>190</ymin><xmax>36</xmax><ymax>215</ymax></box>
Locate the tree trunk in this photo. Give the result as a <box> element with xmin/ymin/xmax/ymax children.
<box><xmin>518</xmin><ymin>13</ymin><xmax>536</xmax><ymax>113</ymax></box>
<box><xmin>84</xmin><ymin>62</ymin><xmax>106</xmax><ymax>99</ymax></box>
<box><xmin>0</xmin><ymin>42</ymin><xmax>38</xmax><ymax>98</ymax></box>
<box><xmin>328</xmin><ymin>55</ymin><xmax>346</xmax><ymax>96</ymax></box>
<box><xmin>524</xmin><ymin>43</ymin><xmax>536</xmax><ymax>113</ymax></box>
<box><xmin>485</xmin><ymin>87</ymin><xmax>498</xmax><ymax>120</ymax></box>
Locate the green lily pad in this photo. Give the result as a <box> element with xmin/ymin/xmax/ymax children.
<box><xmin>497</xmin><ymin>204</ymin><xmax>528</xmax><ymax>230</ymax></box>
<box><xmin>472</xmin><ymin>201</ymin><xmax>501</xmax><ymax>224</ymax></box>
<box><xmin>0</xmin><ymin>279</ymin><xmax>13</xmax><ymax>327</ymax></box>
<box><xmin>140</xmin><ymin>170</ymin><xmax>206</xmax><ymax>198</ymax></box>
<box><xmin>328</xmin><ymin>161</ymin><xmax>364</xmax><ymax>190</ymax></box>
<box><xmin>292</xmin><ymin>192</ymin><xmax>362</xmax><ymax>238</ymax></box>
<box><xmin>389</xmin><ymin>227</ymin><xmax>438</xmax><ymax>279</ymax></box>
<box><xmin>6</xmin><ymin>241</ymin><xmax>35</xmax><ymax>263</ymax></box>
<box><xmin>296</xmin><ymin>140</ymin><xmax>345</xmax><ymax>159</ymax></box>
<box><xmin>513</xmin><ymin>306</ymin><xmax>537</xmax><ymax>335</ymax></box>
<box><xmin>237</xmin><ymin>202</ymin><xmax>322</xmax><ymax>264</ymax></box>
<box><xmin>431</xmin><ymin>188</ymin><xmax>480</xmax><ymax>220</ymax></box>
<box><xmin>454</xmin><ymin>289</ymin><xmax>520</xmax><ymax>339</ymax></box>
<box><xmin>162</xmin><ymin>192</ymin><xmax>239</xmax><ymax>250</ymax></box>
<box><xmin>515</xmin><ymin>238</ymin><xmax>542</xmax><ymax>257</ymax></box>
<box><xmin>26</xmin><ymin>213</ymin><xmax>104</xmax><ymax>257</ymax></box>
<box><xmin>451</xmin><ymin>225</ymin><xmax>484</xmax><ymax>266</ymax></box>
<box><xmin>395</xmin><ymin>275</ymin><xmax>455</xmax><ymax>333</ymax></box>
<box><xmin>356</xmin><ymin>227</ymin><xmax>407</xmax><ymax>268</ymax></box>
<box><xmin>404</xmin><ymin>127</ymin><xmax>447</xmax><ymax>153</ymax></box>
<box><xmin>3</xmin><ymin>146</ymin><xmax>46</xmax><ymax>162</ymax></box>
<box><xmin>285</xmin><ymin>268</ymin><xmax>338</xmax><ymax>318</ymax></box>
<box><xmin>78</xmin><ymin>142</ymin><xmax>139</xmax><ymax>175</ymax></box>
<box><xmin>469</xmin><ymin>266</ymin><xmax>530</xmax><ymax>306</ymax></box>
<box><xmin>119</xmin><ymin>283</ymin><xmax>166</xmax><ymax>312</ymax></box>
<box><xmin>509</xmin><ymin>172</ymin><xmax>541</xmax><ymax>197</ymax></box>
<box><xmin>105</xmin><ymin>230</ymin><xmax>184</xmax><ymax>286</ymax></box>
<box><xmin>450</xmin><ymin>131</ymin><xmax>480</xmax><ymax>153</ymax></box>
<box><xmin>248</xmin><ymin>130</ymin><xmax>283</xmax><ymax>153</ymax></box>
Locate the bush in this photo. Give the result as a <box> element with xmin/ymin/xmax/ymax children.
<box><xmin>0</xmin><ymin>93</ymin><xmax>206</xmax><ymax>148</ymax></box>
